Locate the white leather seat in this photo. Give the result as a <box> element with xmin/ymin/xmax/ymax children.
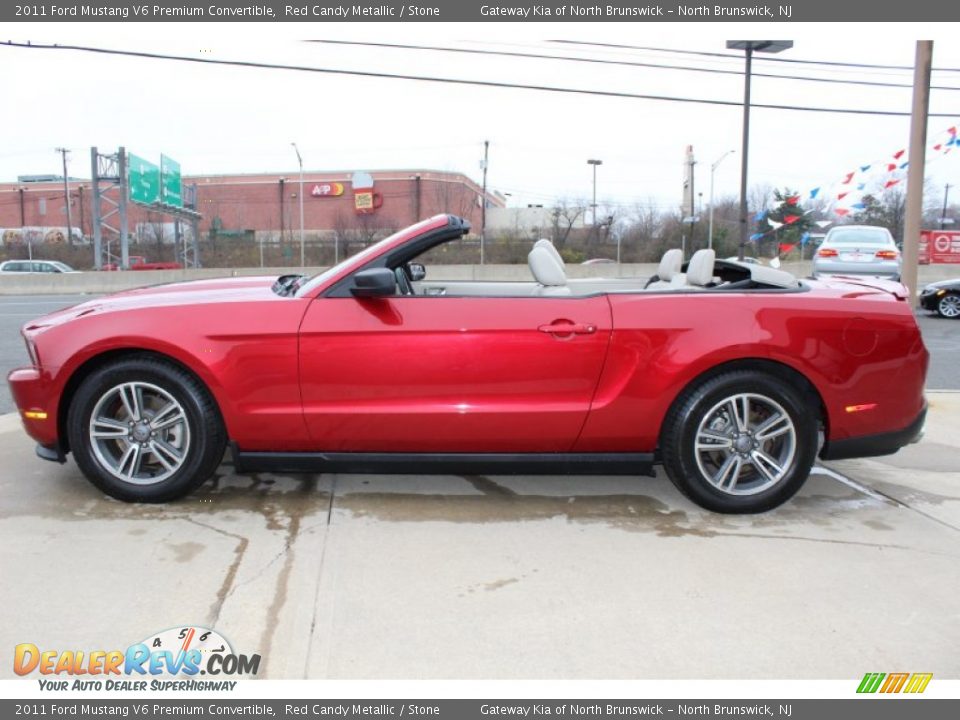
<box><xmin>646</xmin><ymin>249</ymin><xmax>684</xmax><ymax>289</ymax></box>
<box><xmin>683</xmin><ymin>249</ymin><xmax>716</xmax><ymax>289</ymax></box>
<box><xmin>534</xmin><ymin>238</ymin><xmax>566</xmax><ymax>270</ymax></box>
<box><xmin>527</xmin><ymin>245</ymin><xmax>570</xmax><ymax>295</ymax></box>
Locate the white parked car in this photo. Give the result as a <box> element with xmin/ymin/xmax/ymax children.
<box><xmin>0</xmin><ymin>260</ymin><xmax>78</xmax><ymax>274</ymax></box>
<box><xmin>812</xmin><ymin>225</ymin><xmax>901</xmax><ymax>280</ymax></box>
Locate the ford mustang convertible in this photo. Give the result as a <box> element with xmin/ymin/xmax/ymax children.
<box><xmin>8</xmin><ymin>215</ymin><xmax>928</xmax><ymax>513</ymax></box>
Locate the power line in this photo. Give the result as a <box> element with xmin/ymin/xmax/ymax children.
<box><xmin>309</xmin><ymin>39</ymin><xmax>960</xmax><ymax>92</ymax></box>
<box><xmin>549</xmin><ymin>40</ymin><xmax>960</xmax><ymax>73</ymax></box>
<box><xmin>4</xmin><ymin>41</ymin><xmax>959</xmax><ymax>118</ymax></box>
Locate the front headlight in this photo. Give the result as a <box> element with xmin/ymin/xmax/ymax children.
<box><xmin>22</xmin><ymin>332</ymin><xmax>39</xmax><ymax>367</ymax></box>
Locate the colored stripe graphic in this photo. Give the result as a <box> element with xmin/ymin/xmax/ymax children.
<box><xmin>880</xmin><ymin>673</ymin><xmax>910</xmax><ymax>693</ymax></box>
<box><xmin>904</xmin><ymin>673</ymin><xmax>933</xmax><ymax>694</ymax></box>
<box><xmin>857</xmin><ymin>673</ymin><xmax>885</xmax><ymax>693</ymax></box>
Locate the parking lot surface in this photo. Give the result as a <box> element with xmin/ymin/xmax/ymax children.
<box><xmin>1</xmin><ymin>392</ymin><xmax>958</xmax><ymax>679</ymax></box>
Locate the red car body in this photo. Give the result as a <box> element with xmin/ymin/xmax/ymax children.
<box><xmin>8</xmin><ymin>215</ymin><xmax>928</xmax><ymax>509</ymax></box>
<box><xmin>101</xmin><ymin>256</ymin><xmax>183</xmax><ymax>271</ymax></box>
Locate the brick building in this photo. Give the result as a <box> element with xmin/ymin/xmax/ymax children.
<box><xmin>0</xmin><ymin>169</ymin><xmax>503</xmax><ymax>244</ymax></box>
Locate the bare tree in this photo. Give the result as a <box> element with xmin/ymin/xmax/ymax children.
<box><xmin>550</xmin><ymin>199</ymin><xmax>587</xmax><ymax>249</ymax></box>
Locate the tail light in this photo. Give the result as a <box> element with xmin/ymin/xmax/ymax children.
<box><xmin>875</xmin><ymin>250</ymin><xmax>899</xmax><ymax>259</ymax></box>
<box><xmin>817</xmin><ymin>248</ymin><xmax>838</xmax><ymax>258</ymax></box>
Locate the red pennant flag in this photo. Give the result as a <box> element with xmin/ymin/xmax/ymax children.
<box><xmin>887</xmin><ymin>163</ymin><xmax>897</xmax><ymax>172</ymax></box>
<box><xmin>934</xmin><ymin>144</ymin><xmax>943</xmax><ymax>151</ymax></box>
<box><xmin>949</xmin><ymin>127</ymin><xmax>957</xmax><ymax>135</ymax></box>
<box><xmin>784</xmin><ymin>215</ymin><xmax>800</xmax><ymax>225</ymax></box>
<box><xmin>837</xmin><ymin>192</ymin><xmax>848</xmax><ymax>200</ymax></box>
<box><xmin>893</xmin><ymin>149</ymin><xmax>905</xmax><ymax>159</ymax></box>
<box><xmin>779</xmin><ymin>243</ymin><xmax>796</xmax><ymax>254</ymax></box>
<box><xmin>884</xmin><ymin>179</ymin><xmax>900</xmax><ymax>189</ymax></box>
<box><xmin>786</xmin><ymin>195</ymin><xmax>800</xmax><ymax>206</ymax></box>
<box><xmin>834</xmin><ymin>208</ymin><xmax>850</xmax><ymax>217</ymax></box>
<box><xmin>842</xmin><ymin>172</ymin><xmax>855</xmax><ymax>184</ymax></box>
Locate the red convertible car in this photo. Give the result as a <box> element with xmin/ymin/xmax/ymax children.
<box><xmin>8</xmin><ymin>215</ymin><xmax>927</xmax><ymax>513</ymax></box>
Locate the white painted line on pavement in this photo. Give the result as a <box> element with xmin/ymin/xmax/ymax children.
<box><xmin>810</xmin><ymin>465</ymin><xmax>903</xmax><ymax>506</ymax></box>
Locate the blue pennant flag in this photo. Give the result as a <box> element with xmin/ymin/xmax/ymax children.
<box><xmin>860</xmin><ymin>165</ymin><xmax>871</xmax><ymax>172</ymax></box>
<box><xmin>899</xmin><ymin>161</ymin><xmax>909</xmax><ymax>170</ymax></box>
<box><xmin>851</xmin><ymin>202</ymin><xmax>866</xmax><ymax>210</ymax></box>
<box><xmin>809</xmin><ymin>187</ymin><xmax>820</xmax><ymax>199</ymax></box>
<box><xmin>749</xmin><ymin>233</ymin><xmax>764</xmax><ymax>241</ymax></box>
<box><xmin>857</xmin><ymin>183</ymin><xmax>866</xmax><ymax>191</ymax></box>
<box><xmin>800</xmin><ymin>232</ymin><xmax>811</xmax><ymax>245</ymax></box>
<box><xmin>754</xmin><ymin>210</ymin><xmax>767</xmax><ymax>222</ymax></box>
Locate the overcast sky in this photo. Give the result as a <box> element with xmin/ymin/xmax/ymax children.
<box><xmin>2</xmin><ymin>21</ymin><xmax>959</xmax><ymax>216</ymax></box>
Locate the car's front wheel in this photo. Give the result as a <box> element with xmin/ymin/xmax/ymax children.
<box><xmin>67</xmin><ymin>356</ymin><xmax>226</xmax><ymax>502</ymax></box>
<box><xmin>660</xmin><ymin>370</ymin><xmax>819</xmax><ymax>513</ymax></box>
<box><xmin>936</xmin><ymin>292</ymin><xmax>960</xmax><ymax>319</ymax></box>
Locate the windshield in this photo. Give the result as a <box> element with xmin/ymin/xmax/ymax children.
<box><xmin>50</xmin><ymin>261</ymin><xmax>74</xmax><ymax>272</ymax></box>
<box><xmin>295</xmin><ymin>217</ymin><xmax>444</xmax><ymax>297</ymax></box>
<box><xmin>825</xmin><ymin>228</ymin><xmax>892</xmax><ymax>245</ymax></box>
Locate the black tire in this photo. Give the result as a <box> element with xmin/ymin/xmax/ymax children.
<box><xmin>67</xmin><ymin>355</ymin><xmax>226</xmax><ymax>502</ymax></box>
<box><xmin>660</xmin><ymin>370</ymin><xmax>819</xmax><ymax>514</ymax></box>
<box><xmin>936</xmin><ymin>292</ymin><xmax>960</xmax><ymax>319</ymax></box>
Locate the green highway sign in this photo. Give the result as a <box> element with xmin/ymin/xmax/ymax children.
<box><xmin>160</xmin><ymin>154</ymin><xmax>182</xmax><ymax>207</ymax></box>
<box><xmin>128</xmin><ymin>153</ymin><xmax>160</xmax><ymax>205</ymax></box>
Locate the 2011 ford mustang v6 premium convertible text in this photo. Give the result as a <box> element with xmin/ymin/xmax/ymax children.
<box><xmin>8</xmin><ymin>215</ymin><xmax>928</xmax><ymax>513</ymax></box>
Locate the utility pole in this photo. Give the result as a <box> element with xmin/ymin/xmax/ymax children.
<box><xmin>291</xmin><ymin>143</ymin><xmax>305</xmax><ymax>267</ymax></box>
<box><xmin>902</xmin><ymin>40</ymin><xmax>933</xmax><ymax>306</ymax></box>
<box><xmin>708</xmin><ymin>150</ymin><xmax>735</xmax><ymax>250</ymax></box>
<box><xmin>942</xmin><ymin>183</ymin><xmax>953</xmax><ymax>230</ymax></box>
<box><xmin>55</xmin><ymin>147</ymin><xmax>74</xmax><ymax>245</ymax></box>
<box><xmin>480</xmin><ymin>140</ymin><xmax>489</xmax><ymax>265</ymax></box>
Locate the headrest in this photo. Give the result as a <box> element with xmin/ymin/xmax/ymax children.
<box><xmin>686</xmin><ymin>249</ymin><xmax>716</xmax><ymax>287</ymax></box>
<box><xmin>528</xmin><ymin>246</ymin><xmax>567</xmax><ymax>287</ymax></box>
<box><xmin>657</xmin><ymin>249</ymin><xmax>683</xmax><ymax>281</ymax></box>
<box><xmin>534</xmin><ymin>238</ymin><xmax>566</xmax><ymax>269</ymax></box>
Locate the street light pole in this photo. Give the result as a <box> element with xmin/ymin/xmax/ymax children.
<box><xmin>708</xmin><ymin>150</ymin><xmax>735</xmax><ymax>250</ymax></box>
<box><xmin>587</xmin><ymin>158</ymin><xmax>602</xmax><ymax>230</ymax></box>
<box><xmin>942</xmin><ymin>183</ymin><xmax>953</xmax><ymax>230</ymax></box>
<box><xmin>55</xmin><ymin>147</ymin><xmax>74</xmax><ymax>245</ymax></box>
<box><xmin>291</xmin><ymin>142</ymin><xmax>305</xmax><ymax>267</ymax></box>
<box><xmin>727</xmin><ymin>41</ymin><xmax>793</xmax><ymax>261</ymax></box>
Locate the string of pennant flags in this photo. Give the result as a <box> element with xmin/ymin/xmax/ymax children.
<box><xmin>747</xmin><ymin>123</ymin><xmax>958</xmax><ymax>252</ymax></box>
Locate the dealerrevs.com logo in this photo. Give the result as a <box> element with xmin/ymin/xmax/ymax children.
<box><xmin>857</xmin><ymin>672</ymin><xmax>933</xmax><ymax>694</ymax></box>
<box><xmin>14</xmin><ymin>626</ymin><xmax>260</xmax><ymax>691</ymax></box>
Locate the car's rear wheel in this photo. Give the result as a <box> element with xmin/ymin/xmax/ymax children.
<box><xmin>660</xmin><ymin>370</ymin><xmax>818</xmax><ymax>513</ymax></box>
<box><xmin>67</xmin><ymin>356</ymin><xmax>226</xmax><ymax>502</ymax></box>
<box><xmin>936</xmin><ymin>292</ymin><xmax>960</xmax><ymax>319</ymax></box>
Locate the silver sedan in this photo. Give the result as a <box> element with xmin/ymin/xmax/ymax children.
<box><xmin>812</xmin><ymin>225</ymin><xmax>901</xmax><ymax>280</ymax></box>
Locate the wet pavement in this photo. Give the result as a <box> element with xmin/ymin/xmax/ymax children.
<box><xmin>1</xmin><ymin>395</ymin><xmax>958</xmax><ymax>680</ymax></box>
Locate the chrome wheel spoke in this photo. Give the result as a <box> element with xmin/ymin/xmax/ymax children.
<box><xmin>151</xmin><ymin>403</ymin><xmax>186</xmax><ymax>431</ymax></box>
<box><xmin>754</xmin><ymin>412</ymin><xmax>791</xmax><ymax>441</ymax></box>
<box><xmin>696</xmin><ymin>428</ymin><xmax>734</xmax><ymax>450</ymax></box>
<box><xmin>119</xmin><ymin>383</ymin><xmax>142</xmax><ymax>420</ymax></box>
<box><xmin>150</xmin><ymin>438</ymin><xmax>183</xmax><ymax>472</ymax></box>
<box><xmin>712</xmin><ymin>453</ymin><xmax>743</xmax><ymax>490</ymax></box>
<box><xmin>750</xmin><ymin>449</ymin><xmax>784</xmax><ymax>483</ymax></box>
<box><xmin>116</xmin><ymin>442</ymin><xmax>143</xmax><ymax>479</ymax></box>
<box><xmin>91</xmin><ymin>417</ymin><xmax>129</xmax><ymax>439</ymax></box>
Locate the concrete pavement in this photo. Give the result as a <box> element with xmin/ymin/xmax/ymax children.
<box><xmin>0</xmin><ymin>394</ymin><xmax>957</xmax><ymax>680</ymax></box>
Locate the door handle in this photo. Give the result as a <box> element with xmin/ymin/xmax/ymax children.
<box><xmin>538</xmin><ymin>321</ymin><xmax>597</xmax><ymax>335</ymax></box>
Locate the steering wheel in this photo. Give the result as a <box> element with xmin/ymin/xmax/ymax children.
<box><xmin>394</xmin><ymin>267</ymin><xmax>414</xmax><ymax>296</ymax></box>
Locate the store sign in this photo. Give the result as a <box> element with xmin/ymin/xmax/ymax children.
<box><xmin>311</xmin><ymin>182</ymin><xmax>344</xmax><ymax>197</ymax></box>
<box><xmin>919</xmin><ymin>230</ymin><xmax>960</xmax><ymax>264</ymax></box>
<box><xmin>354</xmin><ymin>191</ymin><xmax>375</xmax><ymax>213</ymax></box>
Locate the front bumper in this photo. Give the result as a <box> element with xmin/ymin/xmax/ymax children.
<box><xmin>7</xmin><ymin>366</ymin><xmax>60</xmax><ymax>448</ymax></box>
<box><xmin>820</xmin><ymin>404</ymin><xmax>926</xmax><ymax>461</ymax></box>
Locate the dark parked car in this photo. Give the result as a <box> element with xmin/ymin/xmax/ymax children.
<box><xmin>920</xmin><ymin>279</ymin><xmax>960</xmax><ymax>318</ymax></box>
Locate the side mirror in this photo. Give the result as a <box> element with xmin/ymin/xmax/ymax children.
<box><xmin>351</xmin><ymin>268</ymin><xmax>396</xmax><ymax>298</ymax></box>
<box><xmin>408</xmin><ymin>262</ymin><xmax>426</xmax><ymax>281</ymax></box>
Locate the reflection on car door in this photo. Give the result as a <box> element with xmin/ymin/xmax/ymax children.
<box><xmin>298</xmin><ymin>295</ymin><xmax>612</xmax><ymax>452</ymax></box>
